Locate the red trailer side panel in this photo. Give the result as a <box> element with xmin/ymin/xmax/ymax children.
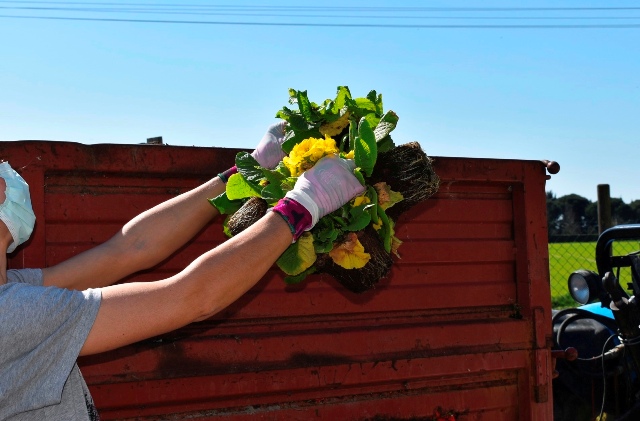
<box><xmin>3</xmin><ymin>141</ymin><xmax>554</xmax><ymax>420</ymax></box>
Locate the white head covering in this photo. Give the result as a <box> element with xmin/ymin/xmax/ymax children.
<box><xmin>0</xmin><ymin>162</ymin><xmax>36</xmax><ymax>253</ymax></box>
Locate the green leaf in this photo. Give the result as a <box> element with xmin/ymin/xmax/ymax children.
<box><xmin>354</xmin><ymin>118</ymin><xmax>377</xmax><ymax>177</ymax></box>
<box><xmin>339</xmin><ymin>134</ymin><xmax>349</xmax><ymax>152</ymax></box>
<box><xmin>343</xmin><ymin>96</ymin><xmax>359</xmax><ymax>116</ymax></box>
<box><xmin>235</xmin><ymin>152</ymin><xmax>264</xmax><ymax>185</ymax></box>
<box><xmin>345</xmin><ymin>205</ymin><xmax>372</xmax><ymax>231</ymax></box>
<box><xmin>374</xmin><ymin>111</ymin><xmax>399</xmax><ymax>141</ymax></box>
<box><xmin>314</xmin><ymin>241</ymin><xmax>334</xmax><ymax>254</ymax></box>
<box><xmin>366</xmin><ymin>90</ymin><xmax>384</xmax><ymax>116</ymax></box>
<box><xmin>261</xmin><ymin>183</ymin><xmax>284</xmax><ymax>204</ymax></box>
<box><xmin>296</xmin><ymin>90</ymin><xmax>313</xmax><ymax>121</ymax></box>
<box><xmin>284</xmin><ymin>266</ymin><xmax>316</xmax><ymax>285</ymax></box>
<box><xmin>320</xmin><ymin>98</ymin><xmax>333</xmax><ymax>114</ymax></box>
<box><xmin>283</xmin><ymin>178</ymin><xmax>297</xmax><ymax>194</ymax></box>
<box><xmin>226</xmin><ymin>173</ymin><xmax>261</xmax><ymax>200</ymax></box>
<box><xmin>288</xmin><ymin>88</ymin><xmax>298</xmax><ymax>102</ymax></box>
<box><xmin>364</xmin><ymin>113</ymin><xmax>380</xmax><ymax>129</ymax></box>
<box><xmin>353</xmin><ymin>168</ymin><xmax>366</xmax><ymax>186</ymax></box>
<box><xmin>276</xmin><ymin>233</ymin><xmax>317</xmax><ymax>276</ymax></box>
<box><xmin>275</xmin><ymin>106</ymin><xmax>292</xmax><ymax>120</ymax></box>
<box><xmin>261</xmin><ymin>167</ymin><xmax>288</xmax><ymax>202</ymax></box>
<box><xmin>261</xmin><ymin>167</ymin><xmax>286</xmax><ymax>184</ymax></box>
<box><xmin>332</xmin><ymin>86</ymin><xmax>352</xmax><ymax>113</ymax></box>
<box><xmin>320</xmin><ymin>110</ymin><xmax>341</xmax><ymax>124</ymax></box>
<box><xmin>348</xmin><ymin>117</ymin><xmax>358</xmax><ymax>152</ymax></box>
<box><xmin>313</xmin><ymin>217</ymin><xmax>336</xmax><ymax>240</ymax></box>
<box><xmin>208</xmin><ymin>192</ymin><xmax>243</xmax><ymax>215</ymax></box>
<box><xmin>377</xmin><ymin>135</ymin><xmax>395</xmax><ymax>153</ymax></box>
<box><xmin>281</xmin><ymin>130</ymin><xmax>297</xmax><ymax>154</ymax></box>
<box><xmin>330</xmin><ymin>213</ymin><xmax>348</xmax><ymax>228</ymax></box>
<box><xmin>366</xmin><ymin>90</ymin><xmax>378</xmax><ymax>104</ymax></box>
<box><xmin>355</xmin><ymin>97</ymin><xmax>377</xmax><ymax>113</ymax></box>
<box><xmin>312</xmin><ymin>217</ymin><xmax>340</xmax><ymax>253</ymax></box>
<box><xmin>286</xmin><ymin>113</ymin><xmax>313</xmax><ymax>131</ymax></box>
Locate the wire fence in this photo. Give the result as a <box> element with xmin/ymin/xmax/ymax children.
<box><xmin>549</xmin><ymin>233</ymin><xmax>640</xmax><ymax>309</ymax></box>
<box><xmin>549</xmin><ymin>234</ymin><xmax>598</xmax><ymax>308</ymax></box>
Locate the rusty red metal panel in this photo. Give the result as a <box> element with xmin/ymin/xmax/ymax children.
<box><xmin>2</xmin><ymin>140</ymin><xmax>554</xmax><ymax>420</ymax></box>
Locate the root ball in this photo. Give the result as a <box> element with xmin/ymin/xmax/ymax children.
<box><xmin>315</xmin><ymin>227</ymin><xmax>393</xmax><ymax>293</ymax></box>
<box><xmin>369</xmin><ymin>142</ymin><xmax>440</xmax><ymax>219</ymax></box>
<box><xmin>227</xmin><ymin>197</ymin><xmax>268</xmax><ymax>236</ymax></box>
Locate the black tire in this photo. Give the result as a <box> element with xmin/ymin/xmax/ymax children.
<box><xmin>553</xmin><ymin>380</ymin><xmax>593</xmax><ymax>421</ymax></box>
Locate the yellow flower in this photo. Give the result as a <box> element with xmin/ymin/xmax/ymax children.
<box><xmin>319</xmin><ymin>111</ymin><xmax>351</xmax><ymax>137</ymax></box>
<box><xmin>329</xmin><ymin>232</ymin><xmax>371</xmax><ymax>269</ymax></box>
<box><xmin>352</xmin><ymin>194</ymin><xmax>370</xmax><ymax>207</ymax></box>
<box><xmin>343</xmin><ymin>150</ymin><xmax>355</xmax><ymax>159</ymax></box>
<box><xmin>283</xmin><ymin>135</ymin><xmax>339</xmax><ymax>177</ymax></box>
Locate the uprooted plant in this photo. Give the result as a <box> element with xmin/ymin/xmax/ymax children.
<box><xmin>210</xmin><ymin>86</ymin><xmax>439</xmax><ymax>292</ymax></box>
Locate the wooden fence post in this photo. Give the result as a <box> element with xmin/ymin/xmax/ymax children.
<box><xmin>598</xmin><ymin>184</ymin><xmax>612</xmax><ymax>234</ymax></box>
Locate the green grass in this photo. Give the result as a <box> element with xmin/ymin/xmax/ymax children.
<box><xmin>549</xmin><ymin>241</ymin><xmax>640</xmax><ymax>308</ymax></box>
<box><xmin>549</xmin><ymin>242</ymin><xmax>597</xmax><ymax>308</ymax></box>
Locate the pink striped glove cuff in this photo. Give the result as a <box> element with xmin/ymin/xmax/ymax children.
<box><xmin>271</xmin><ymin>197</ymin><xmax>313</xmax><ymax>242</ymax></box>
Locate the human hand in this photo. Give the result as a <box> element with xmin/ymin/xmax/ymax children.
<box><xmin>251</xmin><ymin>121</ymin><xmax>287</xmax><ymax>169</ymax></box>
<box><xmin>218</xmin><ymin>121</ymin><xmax>287</xmax><ymax>183</ymax></box>
<box><xmin>286</xmin><ymin>155</ymin><xmax>365</xmax><ymax>226</ymax></box>
<box><xmin>271</xmin><ymin>154</ymin><xmax>364</xmax><ymax>241</ymax></box>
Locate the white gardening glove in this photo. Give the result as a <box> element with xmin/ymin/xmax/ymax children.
<box><xmin>271</xmin><ymin>155</ymin><xmax>365</xmax><ymax>242</ymax></box>
<box><xmin>286</xmin><ymin>155</ymin><xmax>365</xmax><ymax>226</ymax></box>
<box><xmin>219</xmin><ymin>121</ymin><xmax>287</xmax><ymax>183</ymax></box>
<box><xmin>251</xmin><ymin>121</ymin><xmax>287</xmax><ymax>169</ymax></box>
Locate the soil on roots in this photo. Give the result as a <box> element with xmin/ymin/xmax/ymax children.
<box><xmin>315</xmin><ymin>227</ymin><xmax>393</xmax><ymax>293</ymax></box>
<box><xmin>369</xmin><ymin>142</ymin><xmax>440</xmax><ymax>220</ymax></box>
<box><xmin>227</xmin><ymin>197</ymin><xmax>268</xmax><ymax>236</ymax></box>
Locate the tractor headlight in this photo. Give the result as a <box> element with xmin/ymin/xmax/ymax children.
<box><xmin>568</xmin><ymin>270</ymin><xmax>601</xmax><ymax>305</ymax></box>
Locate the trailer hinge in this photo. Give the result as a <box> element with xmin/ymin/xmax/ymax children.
<box><xmin>532</xmin><ymin>307</ymin><xmax>552</xmax><ymax>403</ymax></box>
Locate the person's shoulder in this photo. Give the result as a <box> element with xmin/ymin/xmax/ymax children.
<box><xmin>6</xmin><ymin>268</ymin><xmax>44</xmax><ymax>286</ymax></box>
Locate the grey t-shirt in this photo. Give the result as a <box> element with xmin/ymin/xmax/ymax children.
<box><xmin>0</xmin><ymin>269</ymin><xmax>102</xmax><ymax>420</ymax></box>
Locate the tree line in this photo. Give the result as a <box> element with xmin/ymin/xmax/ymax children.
<box><xmin>547</xmin><ymin>192</ymin><xmax>640</xmax><ymax>237</ymax></box>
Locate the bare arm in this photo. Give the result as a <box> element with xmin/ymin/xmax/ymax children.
<box><xmin>79</xmin><ymin>211</ymin><xmax>292</xmax><ymax>356</ymax></box>
<box><xmin>40</xmin><ymin>123</ymin><xmax>288</xmax><ymax>291</ymax></box>
<box><xmin>42</xmin><ymin>176</ymin><xmax>226</xmax><ymax>290</ymax></box>
<box><xmin>76</xmin><ymin>153</ymin><xmax>366</xmax><ymax>357</ymax></box>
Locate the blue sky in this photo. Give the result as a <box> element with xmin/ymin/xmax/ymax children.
<box><xmin>1</xmin><ymin>1</ymin><xmax>638</xmax><ymax>202</ymax></box>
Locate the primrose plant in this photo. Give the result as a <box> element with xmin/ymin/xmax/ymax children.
<box><xmin>211</xmin><ymin>86</ymin><xmax>405</xmax><ymax>284</ymax></box>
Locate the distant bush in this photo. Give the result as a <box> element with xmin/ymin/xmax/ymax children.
<box><xmin>546</xmin><ymin>192</ymin><xmax>640</xmax><ymax>237</ymax></box>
